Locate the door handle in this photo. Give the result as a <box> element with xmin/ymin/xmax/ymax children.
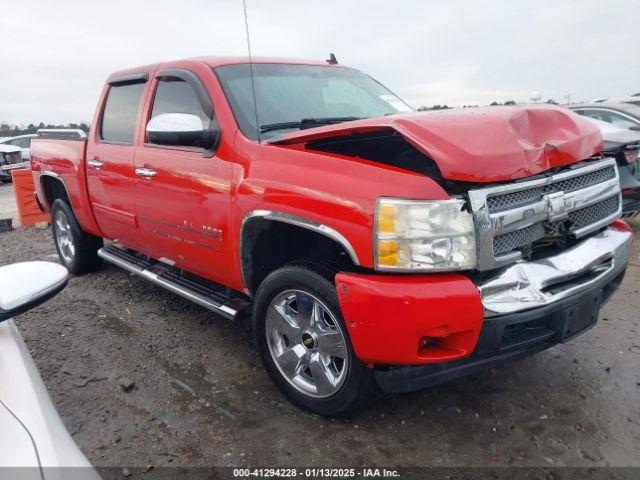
<box><xmin>87</xmin><ymin>159</ymin><xmax>104</xmax><ymax>168</ymax></box>
<box><xmin>135</xmin><ymin>167</ymin><xmax>157</xmax><ymax>178</ymax></box>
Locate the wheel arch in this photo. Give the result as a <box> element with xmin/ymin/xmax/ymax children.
<box><xmin>239</xmin><ymin>210</ymin><xmax>360</xmax><ymax>296</ymax></box>
<box><xmin>40</xmin><ymin>172</ymin><xmax>72</xmax><ymax>209</ymax></box>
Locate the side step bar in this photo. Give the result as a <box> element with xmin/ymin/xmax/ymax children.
<box><xmin>98</xmin><ymin>244</ymin><xmax>250</xmax><ymax>320</ymax></box>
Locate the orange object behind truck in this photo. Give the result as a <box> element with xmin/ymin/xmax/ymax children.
<box><xmin>11</xmin><ymin>168</ymin><xmax>50</xmax><ymax>227</ymax></box>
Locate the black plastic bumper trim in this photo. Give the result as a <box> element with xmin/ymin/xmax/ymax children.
<box><xmin>374</xmin><ymin>265</ymin><xmax>626</xmax><ymax>393</ymax></box>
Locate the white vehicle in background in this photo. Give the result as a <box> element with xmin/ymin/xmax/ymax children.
<box><xmin>0</xmin><ymin>262</ymin><xmax>100</xmax><ymax>480</ymax></box>
<box><xmin>609</xmin><ymin>94</ymin><xmax>640</xmax><ymax>107</ymax></box>
<box><xmin>0</xmin><ymin>144</ymin><xmax>29</xmax><ymax>183</ymax></box>
<box><xmin>0</xmin><ymin>134</ymin><xmax>37</xmax><ymax>161</ymax></box>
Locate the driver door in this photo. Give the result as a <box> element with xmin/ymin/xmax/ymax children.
<box><xmin>133</xmin><ymin>67</ymin><xmax>232</xmax><ymax>284</ymax></box>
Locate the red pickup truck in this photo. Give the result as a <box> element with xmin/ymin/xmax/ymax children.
<box><xmin>30</xmin><ymin>56</ymin><xmax>632</xmax><ymax>416</ymax></box>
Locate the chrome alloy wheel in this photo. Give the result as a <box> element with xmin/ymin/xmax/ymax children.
<box><xmin>266</xmin><ymin>290</ymin><xmax>349</xmax><ymax>398</ymax></box>
<box><xmin>54</xmin><ymin>209</ymin><xmax>75</xmax><ymax>265</ymax></box>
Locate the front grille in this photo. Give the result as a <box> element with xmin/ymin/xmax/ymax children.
<box><xmin>468</xmin><ymin>159</ymin><xmax>622</xmax><ymax>270</ymax></box>
<box><xmin>3</xmin><ymin>152</ymin><xmax>23</xmax><ymax>165</ymax></box>
<box><xmin>493</xmin><ymin>223</ymin><xmax>545</xmax><ymax>256</ymax></box>
<box><xmin>568</xmin><ymin>195</ymin><xmax>620</xmax><ymax>231</ymax></box>
<box><xmin>487</xmin><ymin>187</ymin><xmax>544</xmax><ymax>212</ymax></box>
<box><xmin>487</xmin><ymin>165</ymin><xmax>616</xmax><ymax>213</ymax></box>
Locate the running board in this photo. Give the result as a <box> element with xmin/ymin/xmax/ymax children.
<box><xmin>98</xmin><ymin>244</ymin><xmax>250</xmax><ymax>320</ymax></box>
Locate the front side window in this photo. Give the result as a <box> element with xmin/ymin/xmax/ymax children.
<box><xmin>100</xmin><ymin>82</ymin><xmax>145</xmax><ymax>143</ymax></box>
<box><xmin>215</xmin><ymin>63</ymin><xmax>413</xmax><ymax>140</ymax></box>
<box><xmin>150</xmin><ymin>77</ymin><xmax>211</xmax><ymax>129</ymax></box>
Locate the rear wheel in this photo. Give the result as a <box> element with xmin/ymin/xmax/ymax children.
<box><xmin>51</xmin><ymin>199</ymin><xmax>102</xmax><ymax>274</ymax></box>
<box><xmin>253</xmin><ymin>263</ymin><xmax>375</xmax><ymax>416</ymax></box>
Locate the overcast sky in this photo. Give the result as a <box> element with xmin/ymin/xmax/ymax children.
<box><xmin>1</xmin><ymin>0</ymin><xmax>639</xmax><ymax>125</ymax></box>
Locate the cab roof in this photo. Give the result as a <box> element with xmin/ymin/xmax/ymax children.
<box><xmin>107</xmin><ymin>56</ymin><xmax>344</xmax><ymax>82</ymax></box>
<box><xmin>195</xmin><ymin>56</ymin><xmax>342</xmax><ymax>68</ymax></box>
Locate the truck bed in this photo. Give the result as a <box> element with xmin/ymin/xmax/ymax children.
<box><xmin>30</xmin><ymin>129</ymin><xmax>102</xmax><ymax>236</ymax></box>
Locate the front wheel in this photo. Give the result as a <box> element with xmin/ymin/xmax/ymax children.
<box><xmin>253</xmin><ymin>264</ymin><xmax>375</xmax><ymax>416</ymax></box>
<box><xmin>51</xmin><ymin>199</ymin><xmax>103</xmax><ymax>274</ymax></box>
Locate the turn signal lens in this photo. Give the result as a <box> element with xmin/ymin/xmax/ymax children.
<box><xmin>377</xmin><ymin>240</ymin><xmax>399</xmax><ymax>266</ymax></box>
<box><xmin>377</xmin><ymin>204</ymin><xmax>397</xmax><ymax>233</ymax></box>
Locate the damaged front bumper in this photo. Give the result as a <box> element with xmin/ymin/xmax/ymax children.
<box><xmin>478</xmin><ymin>224</ymin><xmax>631</xmax><ymax>316</ymax></box>
<box><xmin>336</xmin><ymin>222</ymin><xmax>632</xmax><ymax>392</ymax></box>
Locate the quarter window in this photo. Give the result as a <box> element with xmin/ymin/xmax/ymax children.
<box><xmin>100</xmin><ymin>82</ymin><xmax>145</xmax><ymax>143</ymax></box>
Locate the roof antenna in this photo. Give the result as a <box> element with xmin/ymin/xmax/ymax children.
<box><xmin>326</xmin><ymin>53</ymin><xmax>338</xmax><ymax>65</ymax></box>
<box><xmin>242</xmin><ymin>0</ymin><xmax>261</xmax><ymax>143</ymax></box>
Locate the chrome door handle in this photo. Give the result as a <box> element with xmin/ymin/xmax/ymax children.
<box><xmin>135</xmin><ymin>167</ymin><xmax>157</xmax><ymax>178</ymax></box>
<box><xmin>88</xmin><ymin>159</ymin><xmax>104</xmax><ymax>168</ymax></box>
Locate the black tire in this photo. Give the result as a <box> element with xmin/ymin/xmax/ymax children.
<box><xmin>51</xmin><ymin>199</ymin><xmax>103</xmax><ymax>274</ymax></box>
<box><xmin>253</xmin><ymin>263</ymin><xmax>376</xmax><ymax>417</ymax></box>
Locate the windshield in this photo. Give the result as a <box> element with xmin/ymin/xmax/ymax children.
<box><xmin>215</xmin><ymin>63</ymin><xmax>413</xmax><ymax>140</ymax></box>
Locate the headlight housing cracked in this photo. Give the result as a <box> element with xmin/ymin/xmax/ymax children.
<box><xmin>374</xmin><ymin>198</ymin><xmax>476</xmax><ymax>271</ymax></box>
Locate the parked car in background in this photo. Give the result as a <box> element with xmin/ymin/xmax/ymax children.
<box><xmin>29</xmin><ymin>56</ymin><xmax>632</xmax><ymax>416</ymax></box>
<box><xmin>0</xmin><ymin>134</ymin><xmax>37</xmax><ymax>161</ymax></box>
<box><xmin>0</xmin><ymin>144</ymin><xmax>28</xmax><ymax>182</ymax></box>
<box><xmin>570</xmin><ymin>102</ymin><xmax>640</xmax><ymax>131</ymax></box>
<box><xmin>0</xmin><ymin>261</ymin><xmax>99</xmax><ymax>478</ymax></box>
<box><xmin>607</xmin><ymin>94</ymin><xmax>640</xmax><ymax>107</ymax></box>
<box><xmin>583</xmin><ymin>119</ymin><xmax>640</xmax><ymax>217</ymax></box>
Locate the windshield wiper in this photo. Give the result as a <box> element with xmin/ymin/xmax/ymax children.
<box><xmin>260</xmin><ymin>116</ymin><xmax>363</xmax><ymax>133</ymax></box>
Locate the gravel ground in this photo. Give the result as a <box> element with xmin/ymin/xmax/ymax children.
<box><xmin>1</xmin><ymin>182</ymin><xmax>639</xmax><ymax>472</ymax></box>
<box><xmin>0</xmin><ymin>181</ymin><xmax>19</xmax><ymax>226</ymax></box>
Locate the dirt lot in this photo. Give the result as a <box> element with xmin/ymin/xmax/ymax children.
<box><xmin>1</xmin><ymin>182</ymin><xmax>639</xmax><ymax>473</ymax></box>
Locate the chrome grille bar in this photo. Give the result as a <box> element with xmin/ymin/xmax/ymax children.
<box><xmin>468</xmin><ymin>158</ymin><xmax>622</xmax><ymax>271</ymax></box>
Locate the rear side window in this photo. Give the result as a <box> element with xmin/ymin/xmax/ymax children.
<box><xmin>100</xmin><ymin>83</ymin><xmax>145</xmax><ymax>143</ymax></box>
<box><xmin>150</xmin><ymin>78</ymin><xmax>211</xmax><ymax>128</ymax></box>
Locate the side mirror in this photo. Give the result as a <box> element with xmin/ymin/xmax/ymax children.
<box><xmin>146</xmin><ymin>113</ymin><xmax>220</xmax><ymax>149</ymax></box>
<box><xmin>629</xmin><ymin>125</ymin><xmax>640</xmax><ymax>132</ymax></box>
<box><xmin>0</xmin><ymin>262</ymin><xmax>68</xmax><ymax>322</ymax></box>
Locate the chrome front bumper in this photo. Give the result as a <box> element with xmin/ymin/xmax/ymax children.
<box><xmin>477</xmin><ymin>226</ymin><xmax>631</xmax><ymax>316</ymax></box>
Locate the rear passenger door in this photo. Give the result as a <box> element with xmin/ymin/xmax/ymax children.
<box><xmin>86</xmin><ymin>76</ymin><xmax>148</xmax><ymax>249</ymax></box>
<box><xmin>133</xmin><ymin>67</ymin><xmax>231</xmax><ymax>283</ymax></box>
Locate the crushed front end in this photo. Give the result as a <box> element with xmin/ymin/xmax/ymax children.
<box><xmin>0</xmin><ymin>148</ymin><xmax>29</xmax><ymax>182</ymax></box>
<box><xmin>336</xmin><ymin>157</ymin><xmax>632</xmax><ymax>392</ymax></box>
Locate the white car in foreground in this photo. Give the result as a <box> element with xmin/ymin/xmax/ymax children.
<box><xmin>0</xmin><ymin>262</ymin><xmax>100</xmax><ymax>480</ymax></box>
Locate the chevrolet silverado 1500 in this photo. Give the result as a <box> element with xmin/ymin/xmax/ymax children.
<box><xmin>30</xmin><ymin>57</ymin><xmax>632</xmax><ymax>416</ymax></box>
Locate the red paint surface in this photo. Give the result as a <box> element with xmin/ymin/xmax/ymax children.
<box><xmin>611</xmin><ymin>219</ymin><xmax>633</xmax><ymax>233</ymax></box>
<box><xmin>30</xmin><ymin>139</ymin><xmax>102</xmax><ymax>236</ymax></box>
<box><xmin>335</xmin><ymin>272</ymin><xmax>483</xmax><ymax>365</ymax></box>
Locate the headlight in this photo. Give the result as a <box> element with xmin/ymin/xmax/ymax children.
<box><xmin>374</xmin><ymin>198</ymin><xmax>476</xmax><ymax>271</ymax></box>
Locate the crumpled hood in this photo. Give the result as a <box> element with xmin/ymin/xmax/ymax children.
<box><xmin>271</xmin><ymin>106</ymin><xmax>603</xmax><ymax>182</ymax></box>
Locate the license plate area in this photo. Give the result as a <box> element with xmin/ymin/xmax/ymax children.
<box><xmin>555</xmin><ymin>292</ymin><xmax>601</xmax><ymax>342</ymax></box>
<box><xmin>479</xmin><ymin>289</ymin><xmax>604</xmax><ymax>354</ymax></box>
<box><xmin>0</xmin><ymin>162</ymin><xmax>29</xmax><ymax>171</ymax></box>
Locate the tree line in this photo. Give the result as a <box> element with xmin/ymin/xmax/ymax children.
<box><xmin>0</xmin><ymin>122</ymin><xmax>90</xmax><ymax>137</ymax></box>
<box><xmin>418</xmin><ymin>99</ymin><xmax>559</xmax><ymax>110</ymax></box>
